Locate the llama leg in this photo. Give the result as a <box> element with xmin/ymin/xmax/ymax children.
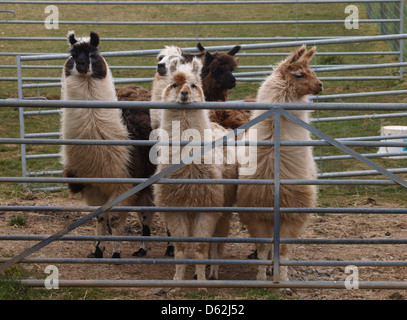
<box><xmin>108</xmin><ymin>211</ymin><xmax>128</xmax><ymax>258</ymax></box>
<box><xmin>246</xmin><ymin>221</ymin><xmax>273</xmax><ymax>281</ymax></box>
<box><xmin>193</xmin><ymin>213</ymin><xmax>220</xmax><ymax>283</ymax></box>
<box><xmin>278</xmin><ymin>214</ymin><xmax>309</xmax><ymax>281</ymax></box>
<box><xmin>133</xmin><ymin>192</ymin><xmax>155</xmax><ymax>257</ymax></box>
<box><xmin>166</xmin><ymin>213</ymin><xmax>189</xmax><ymax>281</ymax></box>
<box><xmin>208</xmin><ymin>212</ymin><xmax>231</xmax><ymax>280</ymax></box>
<box><xmin>133</xmin><ymin>211</ymin><xmax>154</xmax><ymax>257</ymax></box>
<box><xmin>266</xmin><ymin>246</ymin><xmax>273</xmax><ymax>276</ymax></box>
<box><xmin>256</xmin><ymin>242</ymin><xmax>272</xmax><ymax>281</ymax></box>
<box><xmin>85</xmin><ymin>188</ymin><xmax>109</xmax><ymax>258</ymax></box>
<box><xmin>165</xmin><ymin>225</ymin><xmax>174</xmax><ymax>257</ymax></box>
<box><xmin>87</xmin><ymin>212</ymin><xmax>109</xmax><ymax>258</ymax></box>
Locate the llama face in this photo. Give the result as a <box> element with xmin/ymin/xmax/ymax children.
<box><xmin>163</xmin><ymin>59</ymin><xmax>204</xmax><ymax>103</ymax></box>
<box><xmin>156</xmin><ymin>45</ymin><xmax>200</xmax><ymax>77</ymax></box>
<box><xmin>197</xmin><ymin>43</ymin><xmax>241</xmax><ymax>91</ymax></box>
<box><xmin>65</xmin><ymin>31</ymin><xmax>107</xmax><ymax>79</ymax></box>
<box><xmin>280</xmin><ymin>45</ymin><xmax>323</xmax><ymax>98</ymax></box>
<box><xmin>209</xmin><ymin>52</ymin><xmax>239</xmax><ymax>89</ymax></box>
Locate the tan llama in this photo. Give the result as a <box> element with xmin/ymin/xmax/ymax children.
<box><xmin>150</xmin><ymin>45</ymin><xmax>204</xmax><ymax>130</ymax></box>
<box><xmin>153</xmin><ymin>57</ymin><xmax>237</xmax><ymax>283</ymax></box>
<box><xmin>237</xmin><ymin>45</ymin><xmax>323</xmax><ymax>282</ymax></box>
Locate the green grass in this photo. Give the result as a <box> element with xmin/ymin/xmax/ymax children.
<box><xmin>0</xmin><ymin>274</ymin><xmax>142</xmax><ymax>300</ymax></box>
<box><xmin>8</xmin><ymin>215</ymin><xmax>28</xmax><ymax>227</ymax></box>
<box><xmin>181</xmin><ymin>288</ymin><xmax>287</xmax><ymax>300</ymax></box>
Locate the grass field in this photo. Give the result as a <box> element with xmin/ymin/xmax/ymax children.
<box><xmin>0</xmin><ymin>1</ymin><xmax>407</xmax><ymax>300</ymax></box>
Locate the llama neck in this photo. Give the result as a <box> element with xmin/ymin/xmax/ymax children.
<box><xmin>61</xmin><ymin>75</ymin><xmax>117</xmax><ymax>102</ymax></box>
<box><xmin>151</xmin><ymin>73</ymin><xmax>168</xmax><ymax>101</ymax></box>
<box><xmin>61</xmin><ymin>69</ymin><xmax>128</xmax><ymax>141</ymax></box>
<box><xmin>62</xmin><ymin>107</ymin><xmax>128</xmax><ymax>141</ymax></box>
<box><xmin>257</xmin><ymin>72</ymin><xmax>309</xmax><ymax>104</ymax></box>
<box><xmin>253</xmin><ymin>72</ymin><xmax>311</xmax><ymax>140</ymax></box>
<box><xmin>160</xmin><ymin>108</ymin><xmax>210</xmax><ymax>138</ymax></box>
<box><xmin>202</xmin><ymin>84</ymin><xmax>228</xmax><ymax>102</ymax></box>
<box><xmin>61</xmin><ymin>56</ymin><xmax>117</xmax><ymax>102</ymax></box>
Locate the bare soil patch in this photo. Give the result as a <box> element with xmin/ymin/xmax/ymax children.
<box><xmin>1</xmin><ymin>192</ymin><xmax>407</xmax><ymax>300</ymax></box>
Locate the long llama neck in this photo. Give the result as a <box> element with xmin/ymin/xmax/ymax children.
<box><xmin>252</xmin><ymin>71</ymin><xmax>312</xmax><ymax>141</ymax></box>
<box><xmin>61</xmin><ymin>64</ymin><xmax>128</xmax><ymax>141</ymax></box>
<box><xmin>61</xmin><ymin>68</ymin><xmax>117</xmax><ymax>102</ymax></box>
<box><xmin>160</xmin><ymin>109</ymin><xmax>210</xmax><ymax>139</ymax></box>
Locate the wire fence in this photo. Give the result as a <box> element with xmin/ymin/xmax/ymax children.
<box><xmin>366</xmin><ymin>0</ymin><xmax>406</xmax><ymax>61</ymax></box>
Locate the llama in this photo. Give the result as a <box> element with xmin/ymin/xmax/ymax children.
<box><xmin>153</xmin><ymin>57</ymin><xmax>237</xmax><ymax>282</ymax></box>
<box><xmin>116</xmin><ymin>85</ymin><xmax>151</xmax><ymax>102</ymax></box>
<box><xmin>196</xmin><ymin>43</ymin><xmax>251</xmax><ymax>130</ymax></box>
<box><xmin>236</xmin><ymin>45</ymin><xmax>323</xmax><ymax>282</ymax></box>
<box><xmin>60</xmin><ymin>31</ymin><xmax>156</xmax><ymax>259</ymax></box>
<box><xmin>150</xmin><ymin>45</ymin><xmax>204</xmax><ymax>130</ymax></box>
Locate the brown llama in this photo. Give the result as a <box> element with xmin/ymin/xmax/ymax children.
<box><xmin>116</xmin><ymin>85</ymin><xmax>151</xmax><ymax>102</ymax></box>
<box><xmin>153</xmin><ymin>57</ymin><xmax>237</xmax><ymax>282</ymax></box>
<box><xmin>60</xmin><ymin>31</ymin><xmax>155</xmax><ymax>259</ymax></box>
<box><xmin>236</xmin><ymin>45</ymin><xmax>323</xmax><ymax>282</ymax></box>
<box><xmin>196</xmin><ymin>43</ymin><xmax>251</xmax><ymax>130</ymax></box>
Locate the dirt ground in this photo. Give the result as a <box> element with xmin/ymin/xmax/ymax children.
<box><xmin>1</xmin><ymin>191</ymin><xmax>407</xmax><ymax>300</ymax></box>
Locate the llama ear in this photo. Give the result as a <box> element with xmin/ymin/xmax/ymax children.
<box><xmin>288</xmin><ymin>44</ymin><xmax>307</xmax><ymax>64</ymax></box>
<box><xmin>67</xmin><ymin>31</ymin><xmax>77</xmax><ymax>45</ymax></box>
<box><xmin>89</xmin><ymin>32</ymin><xmax>100</xmax><ymax>48</ymax></box>
<box><xmin>204</xmin><ymin>50</ymin><xmax>214</xmax><ymax>65</ymax></box>
<box><xmin>191</xmin><ymin>57</ymin><xmax>203</xmax><ymax>76</ymax></box>
<box><xmin>169</xmin><ymin>58</ymin><xmax>180</xmax><ymax>74</ymax></box>
<box><xmin>227</xmin><ymin>45</ymin><xmax>241</xmax><ymax>56</ymax></box>
<box><xmin>196</xmin><ymin>42</ymin><xmax>205</xmax><ymax>52</ymax></box>
<box><xmin>301</xmin><ymin>46</ymin><xmax>317</xmax><ymax>61</ymax></box>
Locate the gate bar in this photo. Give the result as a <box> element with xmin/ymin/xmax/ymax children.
<box><xmin>17</xmin><ymin>279</ymin><xmax>407</xmax><ymax>290</ymax></box>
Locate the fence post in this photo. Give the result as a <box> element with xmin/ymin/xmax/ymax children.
<box><xmin>400</xmin><ymin>0</ymin><xmax>404</xmax><ymax>80</ymax></box>
<box><xmin>273</xmin><ymin>108</ymin><xmax>281</xmax><ymax>283</ymax></box>
<box><xmin>17</xmin><ymin>55</ymin><xmax>28</xmax><ymax>190</ymax></box>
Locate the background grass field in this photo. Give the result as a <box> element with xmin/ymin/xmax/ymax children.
<box><xmin>1</xmin><ymin>1</ymin><xmax>406</xmax><ymax>201</ymax></box>
<box><xmin>0</xmin><ymin>0</ymin><xmax>407</xmax><ymax>300</ymax></box>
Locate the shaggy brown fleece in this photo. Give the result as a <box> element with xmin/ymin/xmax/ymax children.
<box><xmin>116</xmin><ymin>85</ymin><xmax>151</xmax><ymax>101</ymax></box>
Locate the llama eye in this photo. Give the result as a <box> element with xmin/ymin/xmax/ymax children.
<box><xmin>172</xmin><ymin>82</ymin><xmax>177</xmax><ymax>88</ymax></box>
<box><xmin>191</xmin><ymin>83</ymin><xmax>196</xmax><ymax>89</ymax></box>
<box><xmin>294</xmin><ymin>73</ymin><xmax>304</xmax><ymax>79</ymax></box>
<box><xmin>158</xmin><ymin>56</ymin><xmax>164</xmax><ymax>61</ymax></box>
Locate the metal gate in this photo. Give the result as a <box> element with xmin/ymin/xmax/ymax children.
<box><xmin>1</xmin><ymin>0</ymin><xmax>407</xmax><ymax>293</ymax></box>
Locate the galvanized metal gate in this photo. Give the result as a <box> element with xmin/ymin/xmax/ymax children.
<box><xmin>1</xmin><ymin>98</ymin><xmax>407</xmax><ymax>290</ymax></box>
<box><xmin>1</xmin><ymin>0</ymin><xmax>407</xmax><ymax>292</ymax></box>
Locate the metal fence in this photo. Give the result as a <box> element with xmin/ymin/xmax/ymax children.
<box><xmin>366</xmin><ymin>0</ymin><xmax>406</xmax><ymax>60</ymax></box>
<box><xmin>0</xmin><ymin>0</ymin><xmax>406</xmax><ymax>191</ymax></box>
<box><xmin>1</xmin><ymin>99</ymin><xmax>407</xmax><ymax>290</ymax></box>
<box><xmin>1</xmin><ymin>0</ymin><xmax>407</xmax><ymax>292</ymax></box>
<box><xmin>1</xmin><ymin>0</ymin><xmax>406</xmax><ymax>191</ymax></box>
<box><xmin>12</xmin><ymin>33</ymin><xmax>407</xmax><ymax>192</ymax></box>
